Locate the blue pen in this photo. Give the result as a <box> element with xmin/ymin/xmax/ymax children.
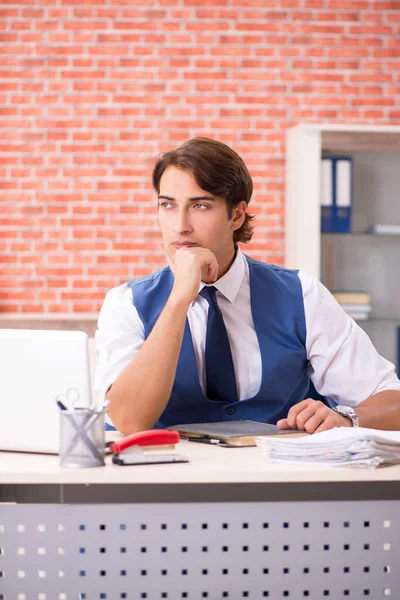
<box><xmin>56</xmin><ymin>388</ymin><xmax>81</xmax><ymax>412</ymax></box>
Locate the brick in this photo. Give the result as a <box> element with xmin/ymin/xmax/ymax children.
<box><xmin>47</xmin><ymin>280</ymin><xmax>70</xmax><ymax>289</ymax></box>
<box><xmin>351</xmin><ymin>98</ymin><xmax>395</xmax><ymax>107</ymax></box>
<box><xmin>48</xmin><ymin>303</ymin><xmax>70</xmax><ymax>312</ymax></box>
<box><xmin>10</xmin><ymin>243</ymin><xmax>31</xmax><ymax>252</ymax></box>
<box><xmin>61</xmin><ymin>292</ymin><xmax>105</xmax><ymax>300</ymax></box>
<box><xmin>20</xmin><ymin>255</ymin><xmax>45</xmax><ymax>265</ymax></box>
<box><xmin>21</xmin><ymin>305</ymin><xmax>44</xmax><ymax>313</ymax></box>
<box><xmin>375</xmin><ymin>1</ymin><xmax>400</xmax><ymax>7</ymax></box>
<box><xmin>73</xmin><ymin>303</ymin><xmax>99</xmax><ymax>313</ymax></box>
<box><xmin>0</xmin><ymin>304</ymin><xmax>19</xmax><ymax>312</ymax></box>
<box><xmin>72</xmin><ymin>280</ymin><xmax>93</xmax><ymax>288</ymax></box>
<box><xmin>38</xmin><ymin>293</ymin><xmax>57</xmax><ymax>301</ymax></box>
<box><xmin>0</xmin><ymin>291</ymin><xmax>35</xmax><ymax>301</ymax></box>
<box><xmin>47</xmin><ymin>255</ymin><xmax>71</xmax><ymax>265</ymax></box>
<box><xmin>364</xmin><ymin>110</ymin><xmax>385</xmax><ymax>118</ymax></box>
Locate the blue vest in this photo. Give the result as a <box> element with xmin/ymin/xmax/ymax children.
<box><xmin>124</xmin><ymin>255</ymin><xmax>314</xmax><ymax>429</ymax></box>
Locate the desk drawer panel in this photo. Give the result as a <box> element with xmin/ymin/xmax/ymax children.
<box><xmin>0</xmin><ymin>500</ymin><xmax>399</xmax><ymax>599</ymax></box>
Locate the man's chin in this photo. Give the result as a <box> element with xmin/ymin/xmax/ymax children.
<box><xmin>165</xmin><ymin>251</ymin><xmax>175</xmax><ymax>267</ymax></box>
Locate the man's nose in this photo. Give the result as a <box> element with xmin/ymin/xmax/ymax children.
<box><xmin>173</xmin><ymin>209</ymin><xmax>192</xmax><ymax>234</ymax></box>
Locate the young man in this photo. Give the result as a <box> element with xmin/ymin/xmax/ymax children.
<box><xmin>95</xmin><ymin>137</ymin><xmax>400</xmax><ymax>435</ymax></box>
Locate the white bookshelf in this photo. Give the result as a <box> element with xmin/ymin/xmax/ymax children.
<box><xmin>285</xmin><ymin>124</ymin><xmax>400</xmax><ymax>366</ymax></box>
<box><xmin>285</xmin><ymin>123</ymin><xmax>400</xmax><ymax>278</ymax></box>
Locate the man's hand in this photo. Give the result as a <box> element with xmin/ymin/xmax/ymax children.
<box><xmin>276</xmin><ymin>398</ymin><xmax>352</xmax><ymax>434</ymax></box>
<box><xmin>169</xmin><ymin>246</ymin><xmax>219</xmax><ymax>304</ymax></box>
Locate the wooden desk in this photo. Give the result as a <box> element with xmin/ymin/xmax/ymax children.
<box><xmin>1</xmin><ymin>441</ymin><xmax>400</xmax><ymax>599</ymax></box>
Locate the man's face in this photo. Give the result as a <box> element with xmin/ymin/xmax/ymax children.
<box><xmin>157</xmin><ymin>166</ymin><xmax>245</xmax><ymax>267</ymax></box>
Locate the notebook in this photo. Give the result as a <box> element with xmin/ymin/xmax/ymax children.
<box><xmin>0</xmin><ymin>329</ymin><xmax>92</xmax><ymax>454</ymax></box>
<box><xmin>169</xmin><ymin>420</ymin><xmax>306</xmax><ymax>447</ymax></box>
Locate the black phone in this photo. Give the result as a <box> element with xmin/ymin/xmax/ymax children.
<box><xmin>112</xmin><ymin>453</ymin><xmax>189</xmax><ymax>466</ymax></box>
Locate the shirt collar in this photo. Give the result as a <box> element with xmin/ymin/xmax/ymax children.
<box><xmin>199</xmin><ymin>247</ymin><xmax>245</xmax><ymax>304</ymax></box>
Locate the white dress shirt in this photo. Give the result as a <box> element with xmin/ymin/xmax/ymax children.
<box><xmin>94</xmin><ymin>249</ymin><xmax>400</xmax><ymax>410</ymax></box>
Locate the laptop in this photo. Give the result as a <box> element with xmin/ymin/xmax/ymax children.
<box><xmin>0</xmin><ymin>329</ymin><xmax>92</xmax><ymax>454</ymax></box>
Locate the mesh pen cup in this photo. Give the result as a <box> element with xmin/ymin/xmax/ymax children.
<box><xmin>59</xmin><ymin>407</ymin><xmax>106</xmax><ymax>468</ymax></box>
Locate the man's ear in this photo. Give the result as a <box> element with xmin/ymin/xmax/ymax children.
<box><xmin>231</xmin><ymin>201</ymin><xmax>247</xmax><ymax>231</ymax></box>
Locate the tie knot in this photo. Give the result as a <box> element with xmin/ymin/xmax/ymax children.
<box><xmin>199</xmin><ymin>285</ymin><xmax>218</xmax><ymax>306</ymax></box>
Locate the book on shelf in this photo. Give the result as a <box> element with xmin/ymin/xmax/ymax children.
<box><xmin>339</xmin><ymin>303</ymin><xmax>372</xmax><ymax>313</ymax></box>
<box><xmin>332</xmin><ymin>291</ymin><xmax>371</xmax><ymax>321</ymax></box>
<box><xmin>367</xmin><ymin>224</ymin><xmax>400</xmax><ymax>235</ymax></box>
<box><xmin>333</xmin><ymin>291</ymin><xmax>370</xmax><ymax>304</ymax></box>
<box><xmin>339</xmin><ymin>303</ymin><xmax>372</xmax><ymax>312</ymax></box>
<box><xmin>320</xmin><ymin>155</ymin><xmax>352</xmax><ymax>233</ymax></box>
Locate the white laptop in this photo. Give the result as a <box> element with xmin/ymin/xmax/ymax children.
<box><xmin>0</xmin><ymin>329</ymin><xmax>92</xmax><ymax>454</ymax></box>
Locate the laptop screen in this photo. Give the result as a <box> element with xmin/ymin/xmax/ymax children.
<box><xmin>0</xmin><ymin>329</ymin><xmax>92</xmax><ymax>453</ymax></box>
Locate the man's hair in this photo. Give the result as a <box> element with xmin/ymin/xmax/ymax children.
<box><xmin>152</xmin><ymin>137</ymin><xmax>255</xmax><ymax>243</ymax></box>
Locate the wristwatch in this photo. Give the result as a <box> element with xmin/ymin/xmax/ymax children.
<box><xmin>333</xmin><ymin>405</ymin><xmax>359</xmax><ymax>427</ymax></box>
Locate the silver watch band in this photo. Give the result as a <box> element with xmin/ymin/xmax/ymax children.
<box><xmin>333</xmin><ymin>405</ymin><xmax>359</xmax><ymax>427</ymax></box>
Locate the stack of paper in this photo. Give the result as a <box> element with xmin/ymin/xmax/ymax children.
<box><xmin>257</xmin><ymin>427</ymin><xmax>400</xmax><ymax>469</ymax></box>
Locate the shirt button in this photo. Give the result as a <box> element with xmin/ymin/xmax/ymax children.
<box><xmin>227</xmin><ymin>407</ymin><xmax>236</xmax><ymax>416</ymax></box>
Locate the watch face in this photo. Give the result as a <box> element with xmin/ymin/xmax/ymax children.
<box><xmin>335</xmin><ymin>405</ymin><xmax>359</xmax><ymax>427</ymax></box>
<box><xmin>338</xmin><ymin>405</ymin><xmax>353</xmax><ymax>416</ymax></box>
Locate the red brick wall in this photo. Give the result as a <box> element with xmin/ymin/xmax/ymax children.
<box><xmin>1</xmin><ymin>0</ymin><xmax>399</xmax><ymax>314</ymax></box>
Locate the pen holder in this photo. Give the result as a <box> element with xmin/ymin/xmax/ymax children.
<box><xmin>59</xmin><ymin>407</ymin><xmax>106</xmax><ymax>468</ymax></box>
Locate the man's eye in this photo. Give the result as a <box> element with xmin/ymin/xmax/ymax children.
<box><xmin>194</xmin><ymin>203</ymin><xmax>208</xmax><ymax>209</ymax></box>
<box><xmin>160</xmin><ymin>202</ymin><xmax>173</xmax><ymax>209</ymax></box>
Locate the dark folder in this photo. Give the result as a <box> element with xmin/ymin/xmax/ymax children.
<box><xmin>169</xmin><ymin>420</ymin><xmax>306</xmax><ymax>447</ymax></box>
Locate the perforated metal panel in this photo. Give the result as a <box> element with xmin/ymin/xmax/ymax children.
<box><xmin>0</xmin><ymin>500</ymin><xmax>399</xmax><ymax>599</ymax></box>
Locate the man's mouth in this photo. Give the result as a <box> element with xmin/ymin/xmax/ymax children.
<box><xmin>172</xmin><ymin>242</ymin><xmax>199</xmax><ymax>248</ymax></box>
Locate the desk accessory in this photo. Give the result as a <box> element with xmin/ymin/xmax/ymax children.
<box><xmin>110</xmin><ymin>430</ymin><xmax>189</xmax><ymax>466</ymax></box>
<box><xmin>169</xmin><ymin>420</ymin><xmax>306</xmax><ymax>447</ymax></box>
<box><xmin>57</xmin><ymin>389</ymin><xmax>107</xmax><ymax>468</ymax></box>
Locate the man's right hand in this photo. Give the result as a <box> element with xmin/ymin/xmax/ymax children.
<box><xmin>107</xmin><ymin>245</ymin><xmax>217</xmax><ymax>435</ymax></box>
<box><xmin>169</xmin><ymin>246</ymin><xmax>219</xmax><ymax>304</ymax></box>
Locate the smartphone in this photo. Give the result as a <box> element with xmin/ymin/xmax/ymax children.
<box><xmin>112</xmin><ymin>453</ymin><xmax>189</xmax><ymax>466</ymax></box>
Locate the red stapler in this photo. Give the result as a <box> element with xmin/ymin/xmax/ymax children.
<box><xmin>110</xmin><ymin>430</ymin><xmax>189</xmax><ymax>466</ymax></box>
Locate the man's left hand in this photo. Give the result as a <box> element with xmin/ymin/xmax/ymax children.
<box><xmin>276</xmin><ymin>398</ymin><xmax>352</xmax><ymax>434</ymax></box>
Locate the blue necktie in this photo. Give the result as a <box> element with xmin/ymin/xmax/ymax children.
<box><xmin>199</xmin><ymin>286</ymin><xmax>238</xmax><ymax>403</ymax></box>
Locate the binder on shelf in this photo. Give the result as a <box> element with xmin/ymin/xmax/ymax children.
<box><xmin>320</xmin><ymin>157</ymin><xmax>334</xmax><ymax>232</ymax></box>
<box><xmin>320</xmin><ymin>156</ymin><xmax>352</xmax><ymax>233</ymax></box>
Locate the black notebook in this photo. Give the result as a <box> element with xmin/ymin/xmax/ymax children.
<box><xmin>169</xmin><ymin>420</ymin><xmax>306</xmax><ymax>447</ymax></box>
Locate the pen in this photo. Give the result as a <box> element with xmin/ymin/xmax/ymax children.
<box><xmin>186</xmin><ymin>437</ymin><xmax>223</xmax><ymax>445</ymax></box>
